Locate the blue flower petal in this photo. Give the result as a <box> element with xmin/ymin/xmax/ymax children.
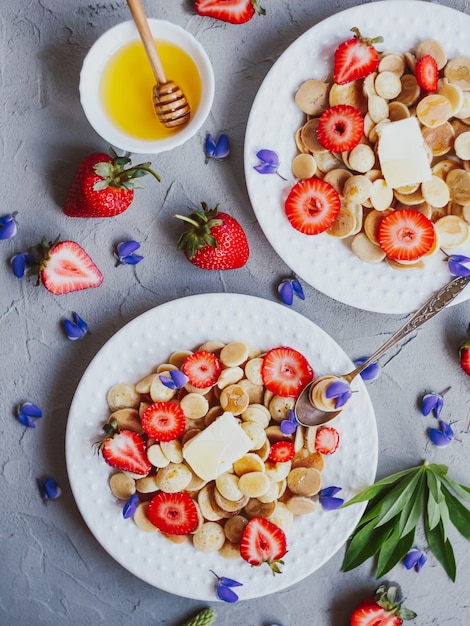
<box><xmin>20</xmin><ymin>402</ymin><xmax>43</xmax><ymax>418</ymax></box>
<box><xmin>214</xmin><ymin>134</ymin><xmax>230</xmax><ymax>159</ymax></box>
<box><xmin>117</xmin><ymin>240</ymin><xmax>141</xmax><ymax>258</ymax></box>
<box><xmin>159</xmin><ymin>375</ymin><xmax>177</xmax><ymax>389</ymax></box>
<box><xmin>121</xmin><ymin>254</ymin><xmax>144</xmax><ymax>265</ymax></box>
<box><xmin>320</xmin><ymin>495</ymin><xmax>344</xmax><ymax>511</ymax></box>
<box><xmin>217</xmin><ymin>576</ymin><xmax>243</xmax><ymax>588</ymax></box>
<box><xmin>320</xmin><ymin>486</ymin><xmax>342</xmax><ymax>498</ymax></box>
<box><xmin>429</xmin><ymin>427</ymin><xmax>452</xmax><ymax>446</ymax></box>
<box><xmin>404</xmin><ymin>549</ymin><xmax>422</xmax><ymax>570</ymax></box>
<box><xmin>170</xmin><ymin>369</ymin><xmax>189</xmax><ymax>388</ymax></box>
<box><xmin>72</xmin><ymin>312</ymin><xmax>88</xmax><ymax>333</ymax></box>
<box><xmin>278</xmin><ymin>280</ymin><xmax>294</xmax><ymax>305</ymax></box>
<box><xmin>292</xmin><ymin>280</ymin><xmax>305</xmax><ymax>300</ymax></box>
<box><xmin>421</xmin><ymin>393</ymin><xmax>439</xmax><ymax>417</ymax></box>
<box><xmin>254</xmin><ymin>162</ymin><xmax>278</xmax><ymax>175</ymax></box>
<box><xmin>448</xmin><ymin>255</ymin><xmax>470</xmax><ymax>277</ymax></box>
<box><xmin>256</xmin><ymin>149</ymin><xmax>280</xmax><ymax>167</ymax></box>
<box><xmin>63</xmin><ymin>319</ymin><xmax>87</xmax><ymax>340</ymax></box>
<box><xmin>205</xmin><ymin>133</ymin><xmax>216</xmax><ymax>158</ymax></box>
<box><xmin>123</xmin><ymin>493</ymin><xmax>139</xmax><ymax>519</ymax></box>
<box><xmin>11</xmin><ymin>253</ymin><xmax>26</xmax><ymax>277</ymax></box>
<box><xmin>433</xmin><ymin>396</ymin><xmax>444</xmax><ymax>419</ymax></box>
<box><xmin>0</xmin><ymin>213</ymin><xmax>15</xmax><ymax>225</ymax></box>
<box><xmin>216</xmin><ymin>584</ymin><xmax>240</xmax><ymax>603</ymax></box>
<box><xmin>335</xmin><ymin>390</ymin><xmax>352</xmax><ymax>408</ymax></box>
<box><xmin>280</xmin><ymin>419</ymin><xmax>297</xmax><ymax>435</ymax></box>
<box><xmin>18</xmin><ymin>413</ymin><xmax>36</xmax><ymax>428</ymax></box>
<box><xmin>37</xmin><ymin>477</ymin><xmax>62</xmax><ymax>501</ymax></box>
<box><xmin>353</xmin><ymin>357</ymin><xmax>380</xmax><ymax>381</ymax></box>
<box><xmin>416</xmin><ymin>553</ymin><xmax>427</xmax><ymax>572</ymax></box>
<box><xmin>0</xmin><ymin>217</ymin><xmax>17</xmax><ymax>240</ymax></box>
<box><xmin>439</xmin><ymin>420</ymin><xmax>454</xmax><ymax>439</ymax></box>
<box><xmin>325</xmin><ymin>380</ymin><xmax>350</xmax><ymax>398</ymax></box>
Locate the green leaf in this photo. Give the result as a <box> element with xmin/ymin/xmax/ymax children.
<box><xmin>376</xmin><ymin>527</ymin><xmax>415</xmax><ymax>579</ymax></box>
<box><xmin>440</xmin><ymin>474</ymin><xmax>470</xmax><ymax>503</ymax></box>
<box><xmin>342</xmin><ymin>466</ymin><xmax>420</xmax><ymax>508</ymax></box>
<box><xmin>374</xmin><ymin>470</ymin><xmax>423</xmax><ymax>527</ymax></box>
<box><xmin>427</xmin><ymin>463</ymin><xmax>449</xmax><ymax>478</ymax></box>
<box><xmin>441</xmin><ymin>483</ymin><xmax>470</xmax><ymax>541</ymax></box>
<box><xmin>398</xmin><ymin>472</ymin><xmax>426</xmax><ymax>537</ymax></box>
<box><xmin>425</xmin><ymin>516</ymin><xmax>456</xmax><ymax>582</ymax></box>
<box><xmin>426</xmin><ymin>471</ymin><xmax>442</xmax><ymax>531</ymax></box>
<box><xmin>342</xmin><ymin>518</ymin><xmax>394</xmax><ymax>572</ymax></box>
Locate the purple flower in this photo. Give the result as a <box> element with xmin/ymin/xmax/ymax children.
<box><xmin>319</xmin><ymin>486</ymin><xmax>344</xmax><ymax>511</ymax></box>
<box><xmin>63</xmin><ymin>312</ymin><xmax>88</xmax><ymax>340</ymax></box>
<box><xmin>429</xmin><ymin>420</ymin><xmax>454</xmax><ymax>446</ymax></box>
<box><xmin>205</xmin><ymin>133</ymin><xmax>230</xmax><ymax>162</ymax></box>
<box><xmin>115</xmin><ymin>240</ymin><xmax>143</xmax><ymax>266</ymax></box>
<box><xmin>420</xmin><ymin>388</ymin><xmax>450</xmax><ymax>418</ymax></box>
<box><xmin>210</xmin><ymin>570</ymin><xmax>242</xmax><ymax>603</ymax></box>
<box><xmin>353</xmin><ymin>357</ymin><xmax>380</xmax><ymax>382</ymax></box>
<box><xmin>404</xmin><ymin>548</ymin><xmax>427</xmax><ymax>572</ymax></box>
<box><xmin>278</xmin><ymin>277</ymin><xmax>305</xmax><ymax>306</ymax></box>
<box><xmin>10</xmin><ymin>252</ymin><xmax>36</xmax><ymax>278</ymax></box>
<box><xmin>17</xmin><ymin>402</ymin><xmax>43</xmax><ymax>428</ymax></box>
<box><xmin>325</xmin><ymin>379</ymin><xmax>352</xmax><ymax>409</ymax></box>
<box><xmin>0</xmin><ymin>213</ymin><xmax>18</xmax><ymax>239</ymax></box>
<box><xmin>123</xmin><ymin>493</ymin><xmax>139</xmax><ymax>519</ymax></box>
<box><xmin>254</xmin><ymin>149</ymin><xmax>287</xmax><ymax>180</ymax></box>
<box><xmin>280</xmin><ymin>409</ymin><xmax>299</xmax><ymax>435</ymax></box>
<box><xmin>447</xmin><ymin>254</ymin><xmax>470</xmax><ymax>277</ymax></box>
<box><xmin>37</xmin><ymin>477</ymin><xmax>61</xmax><ymax>502</ymax></box>
<box><xmin>159</xmin><ymin>369</ymin><xmax>189</xmax><ymax>390</ymax></box>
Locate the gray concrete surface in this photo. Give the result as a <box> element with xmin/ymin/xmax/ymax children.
<box><xmin>1</xmin><ymin>1</ymin><xmax>469</xmax><ymax>624</ymax></box>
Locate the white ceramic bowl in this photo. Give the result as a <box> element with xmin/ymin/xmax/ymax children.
<box><xmin>80</xmin><ymin>20</ymin><xmax>214</xmax><ymax>154</ymax></box>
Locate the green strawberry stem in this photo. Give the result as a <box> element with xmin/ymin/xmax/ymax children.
<box><xmin>350</xmin><ymin>26</ymin><xmax>384</xmax><ymax>46</ymax></box>
<box><xmin>174</xmin><ymin>202</ymin><xmax>224</xmax><ymax>259</ymax></box>
<box><xmin>93</xmin><ymin>150</ymin><xmax>161</xmax><ymax>191</ymax></box>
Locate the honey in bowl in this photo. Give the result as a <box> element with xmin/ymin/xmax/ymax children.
<box><xmin>100</xmin><ymin>39</ymin><xmax>202</xmax><ymax>140</ymax></box>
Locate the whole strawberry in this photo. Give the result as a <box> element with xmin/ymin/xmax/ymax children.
<box><xmin>459</xmin><ymin>324</ymin><xmax>470</xmax><ymax>376</ymax></box>
<box><xmin>63</xmin><ymin>149</ymin><xmax>160</xmax><ymax>218</ymax></box>
<box><xmin>350</xmin><ymin>583</ymin><xmax>416</xmax><ymax>626</ymax></box>
<box><xmin>175</xmin><ymin>202</ymin><xmax>249</xmax><ymax>270</ymax></box>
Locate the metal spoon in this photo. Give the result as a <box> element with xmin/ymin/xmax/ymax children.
<box><xmin>295</xmin><ymin>274</ymin><xmax>470</xmax><ymax>427</ymax></box>
<box><xmin>127</xmin><ymin>0</ymin><xmax>190</xmax><ymax>128</ymax></box>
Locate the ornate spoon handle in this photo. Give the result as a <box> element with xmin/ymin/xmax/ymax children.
<box><xmin>344</xmin><ymin>275</ymin><xmax>470</xmax><ymax>383</ymax></box>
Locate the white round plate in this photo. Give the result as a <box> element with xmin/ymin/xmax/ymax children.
<box><xmin>66</xmin><ymin>294</ymin><xmax>377</xmax><ymax>601</ymax></box>
<box><xmin>244</xmin><ymin>0</ymin><xmax>470</xmax><ymax>314</ymax></box>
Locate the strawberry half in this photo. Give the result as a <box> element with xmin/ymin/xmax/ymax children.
<box><xmin>285</xmin><ymin>178</ymin><xmax>341</xmax><ymax>236</ymax></box>
<box><xmin>415</xmin><ymin>54</ymin><xmax>439</xmax><ymax>93</ymax></box>
<box><xmin>378</xmin><ymin>209</ymin><xmax>435</xmax><ymax>262</ymax></box>
<box><xmin>194</xmin><ymin>0</ymin><xmax>265</xmax><ymax>24</ymax></box>
<box><xmin>315</xmin><ymin>426</ymin><xmax>340</xmax><ymax>455</ymax></box>
<box><xmin>261</xmin><ymin>346</ymin><xmax>313</xmax><ymax>398</ymax></box>
<box><xmin>63</xmin><ymin>150</ymin><xmax>160</xmax><ymax>218</ymax></box>
<box><xmin>141</xmin><ymin>402</ymin><xmax>186</xmax><ymax>441</ymax></box>
<box><xmin>459</xmin><ymin>324</ymin><xmax>470</xmax><ymax>376</ymax></box>
<box><xmin>240</xmin><ymin>516</ymin><xmax>287</xmax><ymax>574</ymax></box>
<box><xmin>147</xmin><ymin>491</ymin><xmax>199</xmax><ymax>535</ymax></box>
<box><xmin>182</xmin><ymin>350</ymin><xmax>223</xmax><ymax>388</ymax></box>
<box><xmin>38</xmin><ymin>238</ymin><xmax>103</xmax><ymax>295</ymax></box>
<box><xmin>101</xmin><ymin>428</ymin><xmax>152</xmax><ymax>475</ymax></box>
<box><xmin>268</xmin><ymin>441</ymin><xmax>295</xmax><ymax>463</ymax></box>
<box><xmin>350</xmin><ymin>582</ymin><xmax>417</xmax><ymax>625</ymax></box>
<box><xmin>175</xmin><ymin>202</ymin><xmax>249</xmax><ymax>270</ymax></box>
<box><xmin>333</xmin><ymin>27</ymin><xmax>383</xmax><ymax>85</ymax></box>
<box><xmin>317</xmin><ymin>104</ymin><xmax>364</xmax><ymax>152</ymax></box>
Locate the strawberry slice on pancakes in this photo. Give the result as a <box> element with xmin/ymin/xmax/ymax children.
<box><xmin>182</xmin><ymin>350</ymin><xmax>223</xmax><ymax>388</ymax></box>
<box><xmin>415</xmin><ymin>54</ymin><xmax>439</xmax><ymax>93</ymax></box>
<box><xmin>268</xmin><ymin>441</ymin><xmax>295</xmax><ymax>463</ymax></box>
<box><xmin>147</xmin><ymin>492</ymin><xmax>199</xmax><ymax>535</ymax></box>
<box><xmin>262</xmin><ymin>346</ymin><xmax>313</xmax><ymax>398</ymax></box>
<box><xmin>285</xmin><ymin>178</ymin><xmax>341</xmax><ymax>236</ymax></box>
<box><xmin>141</xmin><ymin>402</ymin><xmax>186</xmax><ymax>442</ymax></box>
<box><xmin>315</xmin><ymin>426</ymin><xmax>340</xmax><ymax>455</ymax></box>
<box><xmin>317</xmin><ymin>104</ymin><xmax>364</xmax><ymax>152</ymax></box>
<box><xmin>378</xmin><ymin>209</ymin><xmax>435</xmax><ymax>262</ymax></box>
<box><xmin>333</xmin><ymin>27</ymin><xmax>383</xmax><ymax>85</ymax></box>
<box><xmin>240</xmin><ymin>517</ymin><xmax>287</xmax><ymax>574</ymax></box>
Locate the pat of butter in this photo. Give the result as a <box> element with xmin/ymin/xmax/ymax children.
<box><xmin>377</xmin><ymin>117</ymin><xmax>432</xmax><ymax>189</ymax></box>
<box><xmin>182</xmin><ymin>412</ymin><xmax>252</xmax><ymax>482</ymax></box>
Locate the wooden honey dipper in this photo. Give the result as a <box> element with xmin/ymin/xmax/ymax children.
<box><xmin>127</xmin><ymin>0</ymin><xmax>191</xmax><ymax>128</ymax></box>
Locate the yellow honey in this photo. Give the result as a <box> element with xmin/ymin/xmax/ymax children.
<box><xmin>100</xmin><ymin>39</ymin><xmax>202</xmax><ymax>140</ymax></box>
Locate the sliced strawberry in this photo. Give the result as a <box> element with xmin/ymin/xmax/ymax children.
<box><xmin>194</xmin><ymin>0</ymin><xmax>265</xmax><ymax>24</ymax></box>
<box><xmin>317</xmin><ymin>104</ymin><xmax>364</xmax><ymax>152</ymax></box>
<box><xmin>101</xmin><ymin>429</ymin><xmax>152</xmax><ymax>475</ymax></box>
<box><xmin>147</xmin><ymin>491</ymin><xmax>199</xmax><ymax>535</ymax></box>
<box><xmin>181</xmin><ymin>350</ymin><xmax>223</xmax><ymax>388</ymax></box>
<box><xmin>239</xmin><ymin>516</ymin><xmax>287</xmax><ymax>574</ymax></box>
<box><xmin>141</xmin><ymin>402</ymin><xmax>186</xmax><ymax>441</ymax></box>
<box><xmin>285</xmin><ymin>178</ymin><xmax>341</xmax><ymax>236</ymax></box>
<box><xmin>377</xmin><ymin>209</ymin><xmax>435</xmax><ymax>262</ymax></box>
<box><xmin>40</xmin><ymin>239</ymin><xmax>103</xmax><ymax>294</ymax></box>
<box><xmin>261</xmin><ymin>346</ymin><xmax>313</xmax><ymax>398</ymax></box>
<box><xmin>350</xmin><ymin>583</ymin><xmax>416</xmax><ymax>626</ymax></box>
<box><xmin>415</xmin><ymin>54</ymin><xmax>439</xmax><ymax>93</ymax></box>
<box><xmin>350</xmin><ymin>602</ymin><xmax>402</xmax><ymax>626</ymax></box>
<box><xmin>315</xmin><ymin>426</ymin><xmax>340</xmax><ymax>455</ymax></box>
<box><xmin>268</xmin><ymin>441</ymin><xmax>295</xmax><ymax>463</ymax></box>
<box><xmin>333</xmin><ymin>27</ymin><xmax>383</xmax><ymax>85</ymax></box>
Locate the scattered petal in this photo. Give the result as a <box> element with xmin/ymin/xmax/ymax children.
<box><xmin>291</xmin><ymin>279</ymin><xmax>305</xmax><ymax>300</ymax></box>
<box><xmin>404</xmin><ymin>549</ymin><xmax>427</xmax><ymax>572</ymax></box>
<box><xmin>10</xmin><ymin>252</ymin><xmax>36</xmax><ymax>278</ymax></box>
<box><xmin>278</xmin><ymin>277</ymin><xmax>305</xmax><ymax>306</ymax></box>
<box><xmin>210</xmin><ymin>570</ymin><xmax>242</xmax><ymax>603</ymax></box>
<box><xmin>115</xmin><ymin>240</ymin><xmax>144</xmax><ymax>266</ymax></box>
<box><xmin>254</xmin><ymin>149</ymin><xmax>287</xmax><ymax>180</ymax></box>
<box><xmin>353</xmin><ymin>357</ymin><xmax>380</xmax><ymax>381</ymax></box>
<box><xmin>63</xmin><ymin>312</ymin><xmax>88</xmax><ymax>340</ymax></box>
<box><xmin>123</xmin><ymin>493</ymin><xmax>139</xmax><ymax>519</ymax></box>
<box><xmin>0</xmin><ymin>213</ymin><xmax>18</xmax><ymax>240</ymax></box>
<box><xmin>205</xmin><ymin>133</ymin><xmax>229</xmax><ymax>162</ymax></box>
<box><xmin>448</xmin><ymin>254</ymin><xmax>470</xmax><ymax>277</ymax></box>
<box><xmin>429</xmin><ymin>420</ymin><xmax>454</xmax><ymax>446</ymax></box>
<box><xmin>17</xmin><ymin>402</ymin><xmax>43</xmax><ymax>428</ymax></box>
<box><xmin>159</xmin><ymin>369</ymin><xmax>189</xmax><ymax>390</ymax></box>
<box><xmin>420</xmin><ymin>388</ymin><xmax>450</xmax><ymax>418</ymax></box>
<box><xmin>37</xmin><ymin>477</ymin><xmax>62</xmax><ymax>501</ymax></box>
<box><xmin>319</xmin><ymin>486</ymin><xmax>344</xmax><ymax>511</ymax></box>
<box><xmin>280</xmin><ymin>409</ymin><xmax>299</xmax><ymax>434</ymax></box>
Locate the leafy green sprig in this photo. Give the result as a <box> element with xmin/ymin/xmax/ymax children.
<box><xmin>341</xmin><ymin>460</ymin><xmax>470</xmax><ymax>581</ymax></box>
